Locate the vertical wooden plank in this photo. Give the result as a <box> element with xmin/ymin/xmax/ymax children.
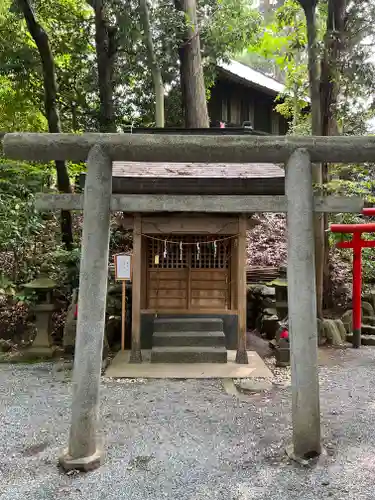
<box><xmin>230</xmin><ymin>236</ymin><xmax>237</xmax><ymax>311</ymax></box>
<box><xmin>121</xmin><ymin>281</ymin><xmax>126</xmax><ymax>351</ymax></box>
<box><xmin>187</xmin><ymin>244</ymin><xmax>192</xmax><ymax>310</ymax></box>
<box><xmin>235</xmin><ymin>215</ymin><xmax>248</xmax><ymax>364</ymax></box>
<box><xmin>141</xmin><ymin>234</ymin><xmax>148</xmax><ymax>309</ymax></box>
<box><xmin>130</xmin><ymin>214</ymin><xmax>142</xmax><ymax>363</ymax></box>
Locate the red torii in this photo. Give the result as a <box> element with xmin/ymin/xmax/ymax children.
<box><xmin>330</xmin><ymin>207</ymin><xmax>375</xmax><ymax>348</ymax></box>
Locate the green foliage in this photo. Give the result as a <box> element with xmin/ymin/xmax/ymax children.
<box><xmin>0</xmin><ymin>0</ymin><xmax>96</xmax><ymax>132</ymax></box>
<box><xmin>0</xmin><ymin>159</ymin><xmax>79</xmax><ymax>291</ymax></box>
<box><xmin>0</xmin><ymin>160</ymin><xmax>47</xmax><ymax>254</ymax></box>
<box><xmin>202</xmin><ymin>0</ymin><xmax>261</xmax><ymax>63</ymax></box>
<box><xmin>0</xmin><ymin>275</ymin><xmax>16</xmax><ymax>297</ymax></box>
<box><xmin>46</xmin><ymin>247</ymin><xmax>81</xmax><ymax>289</ymax></box>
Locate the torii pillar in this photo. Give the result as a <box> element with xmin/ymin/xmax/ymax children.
<box><xmin>59</xmin><ymin>145</ymin><xmax>112</xmax><ymax>471</ymax></box>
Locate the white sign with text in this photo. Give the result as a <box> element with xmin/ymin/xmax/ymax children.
<box><xmin>115</xmin><ymin>254</ymin><xmax>132</xmax><ymax>281</ymax></box>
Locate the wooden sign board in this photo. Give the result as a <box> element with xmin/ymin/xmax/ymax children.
<box><xmin>114</xmin><ymin>253</ymin><xmax>132</xmax><ymax>281</ymax></box>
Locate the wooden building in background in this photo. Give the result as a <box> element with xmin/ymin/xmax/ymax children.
<box><xmin>208</xmin><ymin>59</ymin><xmax>289</xmax><ymax>134</ymax></box>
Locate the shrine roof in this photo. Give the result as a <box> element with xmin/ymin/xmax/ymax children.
<box><xmin>112</xmin><ymin>161</ymin><xmax>284</xmax><ymax>179</ymax></box>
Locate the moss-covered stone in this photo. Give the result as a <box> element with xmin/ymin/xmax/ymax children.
<box><xmin>334</xmin><ymin>319</ymin><xmax>347</xmax><ymax>343</ymax></box>
<box><xmin>63</xmin><ymin>288</ymin><xmax>109</xmax><ymax>358</ymax></box>
<box><xmin>362</xmin><ymin>301</ymin><xmax>375</xmax><ymax>317</ymax></box>
<box><xmin>341</xmin><ymin>310</ymin><xmax>353</xmax><ymax>334</ymax></box>
<box><xmin>323</xmin><ymin>319</ymin><xmax>344</xmax><ymax>346</ymax></box>
<box><xmin>317</xmin><ymin>318</ymin><xmax>326</xmax><ymax>346</ymax></box>
<box><xmin>363</xmin><ymin>316</ymin><xmax>375</xmax><ymax>326</ymax></box>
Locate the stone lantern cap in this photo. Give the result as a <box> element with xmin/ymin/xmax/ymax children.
<box><xmin>24</xmin><ymin>276</ymin><xmax>57</xmax><ymax>290</ymax></box>
<box><xmin>24</xmin><ymin>264</ymin><xmax>57</xmax><ymax>291</ymax></box>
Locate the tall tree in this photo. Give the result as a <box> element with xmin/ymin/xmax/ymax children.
<box><xmin>175</xmin><ymin>0</ymin><xmax>209</xmax><ymax>128</ymax></box>
<box><xmin>320</xmin><ymin>0</ymin><xmax>346</xmax><ymax>307</ymax></box>
<box><xmin>139</xmin><ymin>0</ymin><xmax>164</xmax><ymax>127</ymax></box>
<box><xmin>88</xmin><ymin>0</ymin><xmax>118</xmax><ymax>132</ymax></box>
<box><xmin>17</xmin><ymin>0</ymin><xmax>73</xmax><ymax>249</ymax></box>
<box><xmin>296</xmin><ymin>0</ymin><xmax>324</xmax><ymax>318</ymax></box>
<box><xmin>320</xmin><ymin>0</ymin><xmax>346</xmax><ymax>137</ymax></box>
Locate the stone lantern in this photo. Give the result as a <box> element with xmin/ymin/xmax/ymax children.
<box><xmin>24</xmin><ymin>264</ymin><xmax>57</xmax><ymax>357</ymax></box>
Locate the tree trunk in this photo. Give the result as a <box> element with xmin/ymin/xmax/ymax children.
<box><xmin>18</xmin><ymin>0</ymin><xmax>73</xmax><ymax>249</ymax></box>
<box><xmin>139</xmin><ymin>0</ymin><xmax>164</xmax><ymax>127</ymax></box>
<box><xmin>175</xmin><ymin>0</ymin><xmax>209</xmax><ymax>128</ymax></box>
<box><xmin>90</xmin><ymin>0</ymin><xmax>117</xmax><ymax>132</ymax></box>
<box><xmin>299</xmin><ymin>0</ymin><xmax>324</xmax><ymax>318</ymax></box>
<box><xmin>262</xmin><ymin>0</ymin><xmax>272</xmax><ymax>22</ymax></box>
<box><xmin>320</xmin><ymin>0</ymin><xmax>345</xmax><ymax>138</ymax></box>
<box><xmin>320</xmin><ymin>0</ymin><xmax>346</xmax><ymax>309</ymax></box>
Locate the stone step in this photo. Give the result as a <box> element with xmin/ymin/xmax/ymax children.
<box><xmin>362</xmin><ymin>324</ymin><xmax>375</xmax><ymax>335</ymax></box>
<box><xmin>153</xmin><ymin>331</ymin><xmax>226</xmax><ymax>347</ymax></box>
<box><xmin>151</xmin><ymin>346</ymin><xmax>227</xmax><ymax>363</ymax></box>
<box><xmin>346</xmin><ymin>334</ymin><xmax>375</xmax><ymax>346</ymax></box>
<box><xmin>363</xmin><ymin>317</ymin><xmax>375</xmax><ymax>327</ymax></box>
<box><xmin>153</xmin><ymin>317</ymin><xmax>224</xmax><ymax>333</ymax></box>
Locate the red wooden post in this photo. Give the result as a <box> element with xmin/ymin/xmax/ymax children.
<box><xmin>352</xmin><ymin>233</ymin><xmax>362</xmax><ymax>347</ymax></box>
<box><xmin>330</xmin><ymin>221</ymin><xmax>375</xmax><ymax>348</ymax></box>
<box><xmin>362</xmin><ymin>208</ymin><xmax>375</xmax><ymax>216</ymax></box>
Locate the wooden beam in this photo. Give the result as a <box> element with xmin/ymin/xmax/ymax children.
<box><xmin>235</xmin><ymin>215</ymin><xmax>248</xmax><ymax>364</ymax></box>
<box><xmin>117</xmin><ymin>215</ymin><xmax>256</xmax><ymax>233</ymax></box>
<box><xmin>130</xmin><ymin>215</ymin><xmax>142</xmax><ymax>363</ymax></box>
<box><xmin>4</xmin><ymin>133</ymin><xmax>375</xmax><ymax>163</ymax></box>
<box><xmin>35</xmin><ymin>193</ymin><xmax>365</xmax><ymax>214</ymax></box>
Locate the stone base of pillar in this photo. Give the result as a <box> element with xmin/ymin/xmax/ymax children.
<box><xmin>235</xmin><ymin>349</ymin><xmax>248</xmax><ymax>364</ymax></box>
<box><xmin>285</xmin><ymin>443</ymin><xmax>323</xmax><ymax>465</ymax></box>
<box><xmin>59</xmin><ymin>448</ymin><xmax>104</xmax><ymax>472</ymax></box>
<box><xmin>129</xmin><ymin>349</ymin><xmax>142</xmax><ymax>363</ymax></box>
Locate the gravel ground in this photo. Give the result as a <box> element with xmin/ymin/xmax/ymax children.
<box><xmin>1</xmin><ymin>347</ymin><xmax>375</xmax><ymax>500</ymax></box>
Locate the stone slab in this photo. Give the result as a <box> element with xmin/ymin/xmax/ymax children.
<box><xmin>59</xmin><ymin>448</ymin><xmax>104</xmax><ymax>472</ymax></box>
<box><xmin>104</xmin><ymin>350</ymin><xmax>272</xmax><ymax>379</ymax></box>
<box><xmin>237</xmin><ymin>379</ymin><xmax>273</xmax><ymax>393</ymax></box>
<box><xmin>151</xmin><ymin>346</ymin><xmax>227</xmax><ymax>363</ymax></box>
<box><xmin>2</xmin><ymin>346</ymin><xmax>58</xmax><ymax>363</ymax></box>
<box><xmin>152</xmin><ymin>331</ymin><xmax>226</xmax><ymax>347</ymax></box>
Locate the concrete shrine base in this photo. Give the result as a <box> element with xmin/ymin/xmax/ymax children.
<box><xmin>104</xmin><ymin>350</ymin><xmax>272</xmax><ymax>379</ymax></box>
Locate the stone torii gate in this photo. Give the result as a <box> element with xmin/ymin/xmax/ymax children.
<box><xmin>3</xmin><ymin>132</ymin><xmax>372</xmax><ymax>470</ymax></box>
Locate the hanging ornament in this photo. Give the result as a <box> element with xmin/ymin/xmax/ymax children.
<box><xmin>179</xmin><ymin>241</ymin><xmax>183</xmax><ymax>260</ymax></box>
<box><xmin>163</xmin><ymin>239</ymin><xmax>167</xmax><ymax>259</ymax></box>
<box><xmin>197</xmin><ymin>242</ymin><xmax>200</xmax><ymax>260</ymax></box>
<box><xmin>213</xmin><ymin>240</ymin><xmax>217</xmax><ymax>258</ymax></box>
<box><xmin>154</xmin><ymin>255</ymin><xmax>160</xmax><ymax>265</ymax></box>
